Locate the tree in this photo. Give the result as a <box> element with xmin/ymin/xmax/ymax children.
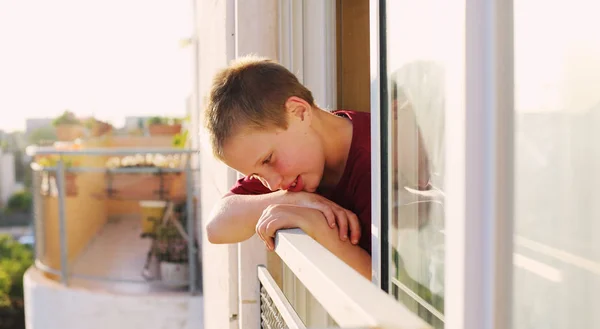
<box><xmin>5</xmin><ymin>191</ymin><xmax>32</xmax><ymax>214</ymax></box>
<box><xmin>28</xmin><ymin>126</ymin><xmax>57</xmax><ymax>145</ymax></box>
<box><xmin>0</xmin><ymin>234</ymin><xmax>33</xmax><ymax>300</ymax></box>
<box><xmin>0</xmin><ymin>269</ymin><xmax>10</xmax><ymax>307</ymax></box>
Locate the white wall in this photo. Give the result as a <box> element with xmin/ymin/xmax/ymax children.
<box><xmin>193</xmin><ymin>1</ymin><xmax>280</xmax><ymax>328</ymax></box>
<box><xmin>194</xmin><ymin>1</ymin><xmax>240</xmax><ymax>329</ymax></box>
<box><xmin>233</xmin><ymin>2</ymin><xmax>278</xmax><ymax>328</ymax></box>
<box><xmin>24</xmin><ymin>268</ymin><xmax>204</xmax><ymax>329</ymax></box>
<box><xmin>0</xmin><ymin>151</ymin><xmax>17</xmax><ymax>205</ymax></box>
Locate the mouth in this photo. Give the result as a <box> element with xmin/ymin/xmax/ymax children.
<box><xmin>287</xmin><ymin>176</ymin><xmax>303</xmax><ymax>192</ymax></box>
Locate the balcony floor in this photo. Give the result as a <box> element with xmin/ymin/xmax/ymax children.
<box><xmin>69</xmin><ymin>214</ymin><xmax>198</xmax><ymax>295</ymax></box>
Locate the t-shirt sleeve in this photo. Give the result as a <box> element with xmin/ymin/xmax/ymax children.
<box><xmin>230</xmin><ymin>176</ymin><xmax>273</xmax><ymax>195</ymax></box>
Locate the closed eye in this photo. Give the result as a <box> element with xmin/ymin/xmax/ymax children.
<box><xmin>262</xmin><ymin>153</ymin><xmax>273</xmax><ymax>165</ymax></box>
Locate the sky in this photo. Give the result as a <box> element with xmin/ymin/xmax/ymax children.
<box><xmin>0</xmin><ymin>0</ymin><xmax>193</xmax><ymax>132</ymax></box>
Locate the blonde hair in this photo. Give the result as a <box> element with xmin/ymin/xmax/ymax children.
<box><xmin>204</xmin><ymin>56</ymin><xmax>315</xmax><ymax>160</ymax></box>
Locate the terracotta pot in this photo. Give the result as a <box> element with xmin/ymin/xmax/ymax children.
<box><xmin>41</xmin><ymin>172</ymin><xmax>78</xmax><ymax>197</ymax></box>
<box><xmin>91</xmin><ymin>122</ymin><xmax>113</xmax><ymax>137</ymax></box>
<box><xmin>148</xmin><ymin>124</ymin><xmax>182</xmax><ymax>136</ymax></box>
<box><xmin>55</xmin><ymin>124</ymin><xmax>85</xmax><ymax>141</ymax></box>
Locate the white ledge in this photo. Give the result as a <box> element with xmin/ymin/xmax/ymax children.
<box><xmin>274</xmin><ymin>229</ymin><xmax>432</xmax><ymax>329</ymax></box>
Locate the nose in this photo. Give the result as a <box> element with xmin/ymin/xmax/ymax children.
<box><xmin>262</xmin><ymin>171</ymin><xmax>283</xmax><ymax>191</ymax></box>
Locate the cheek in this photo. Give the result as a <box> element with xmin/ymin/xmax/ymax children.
<box><xmin>274</xmin><ymin>134</ymin><xmax>324</xmax><ymax>174</ymax></box>
<box><xmin>272</xmin><ymin>154</ymin><xmax>296</xmax><ymax>175</ymax></box>
<box><xmin>292</xmin><ymin>147</ymin><xmax>323</xmax><ymax>172</ymax></box>
<box><xmin>272</xmin><ymin>150</ymin><xmax>309</xmax><ymax>175</ymax></box>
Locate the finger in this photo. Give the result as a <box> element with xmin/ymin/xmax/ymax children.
<box><xmin>257</xmin><ymin>205</ymin><xmax>278</xmax><ymax>246</ymax></box>
<box><xmin>264</xmin><ymin>218</ymin><xmax>282</xmax><ymax>250</ymax></box>
<box><xmin>265</xmin><ymin>217</ymin><xmax>294</xmax><ymax>250</ymax></box>
<box><xmin>347</xmin><ymin>211</ymin><xmax>361</xmax><ymax>245</ymax></box>
<box><xmin>261</xmin><ymin>227</ymin><xmax>275</xmax><ymax>251</ymax></box>
<box><xmin>265</xmin><ymin>235</ymin><xmax>275</xmax><ymax>251</ymax></box>
<box><xmin>255</xmin><ymin>216</ymin><xmax>270</xmax><ymax>248</ymax></box>
<box><xmin>335</xmin><ymin>209</ymin><xmax>349</xmax><ymax>241</ymax></box>
<box><xmin>255</xmin><ymin>221</ymin><xmax>267</xmax><ymax>248</ymax></box>
<box><xmin>319</xmin><ymin>205</ymin><xmax>336</xmax><ymax>228</ymax></box>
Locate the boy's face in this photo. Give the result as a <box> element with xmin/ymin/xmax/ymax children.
<box><xmin>222</xmin><ymin>98</ymin><xmax>325</xmax><ymax>193</ymax></box>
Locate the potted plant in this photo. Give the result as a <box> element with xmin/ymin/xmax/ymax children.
<box><xmin>53</xmin><ymin>110</ymin><xmax>84</xmax><ymax>141</ymax></box>
<box><xmin>147</xmin><ymin>116</ymin><xmax>182</xmax><ymax>136</ymax></box>
<box><xmin>153</xmin><ymin>225</ymin><xmax>189</xmax><ymax>287</ymax></box>
<box><xmin>84</xmin><ymin>117</ymin><xmax>113</xmax><ymax>137</ymax></box>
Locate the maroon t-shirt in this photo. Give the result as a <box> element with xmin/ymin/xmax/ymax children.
<box><xmin>230</xmin><ymin>110</ymin><xmax>372</xmax><ymax>253</ymax></box>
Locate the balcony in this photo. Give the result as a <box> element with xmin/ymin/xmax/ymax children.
<box><xmin>23</xmin><ymin>139</ymin><xmax>203</xmax><ymax>329</ymax></box>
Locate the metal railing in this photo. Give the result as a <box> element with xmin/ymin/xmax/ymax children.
<box><xmin>27</xmin><ymin>146</ymin><xmax>200</xmax><ymax>294</ymax></box>
<box><xmin>258</xmin><ymin>266</ymin><xmax>305</xmax><ymax>329</ymax></box>
<box><xmin>258</xmin><ymin>229</ymin><xmax>433</xmax><ymax>329</ymax></box>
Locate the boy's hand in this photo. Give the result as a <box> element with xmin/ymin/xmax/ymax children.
<box><xmin>284</xmin><ymin>191</ymin><xmax>361</xmax><ymax>245</ymax></box>
<box><xmin>255</xmin><ymin>204</ymin><xmax>329</xmax><ymax>250</ymax></box>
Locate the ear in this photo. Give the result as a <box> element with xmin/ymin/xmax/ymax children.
<box><xmin>284</xmin><ymin>96</ymin><xmax>312</xmax><ymax>123</ymax></box>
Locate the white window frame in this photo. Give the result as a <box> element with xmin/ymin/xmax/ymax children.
<box><xmin>445</xmin><ymin>0</ymin><xmax>515</xmax><ymax>328</ymax></box>
<box><xmin>369</xmin><ymin>0</ymin><xmax>384</xmax><ymax>289</ymax></box>
<box><xmin>370</xmin><ymin>0</ymin><xmax>516</xmax><ymax>328</ymax></box>
<box><xmin>278</xmin><ymin>0</ymin><xmax>336</xmax><ymax>110</ymax></box>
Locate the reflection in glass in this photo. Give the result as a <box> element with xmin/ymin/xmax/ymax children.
<box><xmin>388</xmin><ymin>61</ymin><xmax>446</xmax><ymax>328</ymax></box>
<box><xmin>383</xmin><ymin>1</ymin><xmax>464</xmax><ymax>327</ymax></box>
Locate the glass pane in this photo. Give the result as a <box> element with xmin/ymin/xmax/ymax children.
<box><xmin>384</xmin><ymin>0</ymin><xmax>461</xmax><ymax>327</ymax></box>
<box><xmin>513</xmin><ymin>1</ymin><xmax>600</xmax><ymax>328</ymax></box>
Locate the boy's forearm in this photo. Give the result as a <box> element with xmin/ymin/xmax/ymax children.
<box><xmin>206</xmin><ymin>190</ymin><xmax>287</xmax><ymax>244</ymax></box>
<box><xmin>308</xmin><ymin>220</ymin><xmax>372</xmax><ymax>279</ymax></box>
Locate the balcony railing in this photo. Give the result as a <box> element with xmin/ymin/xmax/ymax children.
<box><xmin>258</xmin><ymin>229</ymin><xmax>432</xmax><ymax>329</ymax></box>
<box><xmin>27</xmin><ymin>146</ymin><xmax>200</xmax><ymax>294</ymax></box>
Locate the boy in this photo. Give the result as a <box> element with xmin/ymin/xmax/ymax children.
<box><xmin>204</xmin><ymin>56</ymin><xmax>372</xmax><ymax>278</ymax></box>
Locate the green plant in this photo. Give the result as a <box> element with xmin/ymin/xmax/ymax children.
<box><xmin>147</xmin><ymin>116</ymin><xmax>165</xmax><ymax>125</ymax></box>
<box><xmin>5</xmin><ymin>192</ymin><xmax>32</xmax><ymax>214</ymax></box>
<box><xmin>148</xmin><ymin>116</ymin><xmax>183</xmax><ymax>126</ymax></box>
<box><xmin>52</xmin><ymin>110</ymin><xmax>80</xmax><ymax>126</ymax></box>
<box><xmin>84</xmin><ymin>117</ymin><xmax>97</xmax><ymax>130</ymax></box>
<box><xmin>172</xmin><ymin>129</ymin><xmax>189</xmax><ymax>149</ymax></box>
<box><xmin>28</xmin><ymin>126</ymin><xmax>57</xmax><ymax>144</ymax></box>
<box><xmin>0</xmin><ymin>234</ymin><xmax>33</xmax><ymax>300</ymax></box>
<box><xmin>0</xmin><ymin>269</ymin><xmax>11</xmax><ymax>307</ymax></box>
<box><xmin>392</xmin><ymin>248</ymin><xmax>445</xmax><ymax>318</ymax></box>
<box><xmin>153</xmin><ymin>225</ymin><xmax>188</xmax><ymax>263</ymax></box>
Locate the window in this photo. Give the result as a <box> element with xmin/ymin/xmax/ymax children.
<box><xmin>379</xmin><ymin>0</ymin><xmax>462</xmax><ymax>327</ymax></box>
<box><xmin>513</xmin><ymin>0</ymin><xmax>600</xmax><ymax>327</ymax></box>
<box><xmin>378</xmin><ymin>0</ymin><xmax>600</xmax><ymax>327</ymax></box>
